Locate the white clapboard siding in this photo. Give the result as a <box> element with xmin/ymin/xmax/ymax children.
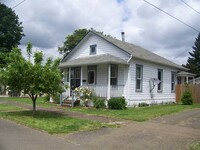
<box><xmin>128</xmin><ymin>58</ymin><xmax>177</xmax><ymax>105</ymax></box>
<box><xmin>68</xmin><ymin>34</ymin><xmax>130</xmax><ymax>61</ymax></box>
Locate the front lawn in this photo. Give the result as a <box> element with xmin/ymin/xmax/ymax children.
<box><xmin>0</xmin><ymin>97</ymin><xmax>56</xmax><ymax>107</ymax></box>
<box><xmin>0</xmin><ymin>103</ymin><xmax>114</xmax><ymax>134</ymax></box>
<box><xmin>68</xmin><ymin>104</ymin><xmax>200</xmax><ymax>121</ymax></box>
<box><xmin>0</xmin><ymin>103</ymin><xmax>24</xmax><ymax>112</ymax></box>
<box><xmin>1</xmin><ymin>97</ymin><xmax>200</xmax><ymax>122</ymax></box>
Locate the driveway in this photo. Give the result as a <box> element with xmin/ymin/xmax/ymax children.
<box><xmin>0</xmin><ymin>109</ymin><xmax>200</xmax><ymax>150</ymax></box>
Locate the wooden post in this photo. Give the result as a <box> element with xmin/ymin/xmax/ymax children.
<box><xmin>60</xmin><ymin>94</ymin><xmax>62</xmax><ymax>106</ymax></box>
<box><xmin>72</xmin><ymin>90</ymin><xmax>74</xmax><ymax>108</ymax></box>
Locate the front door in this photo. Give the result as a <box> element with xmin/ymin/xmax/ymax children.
<box><xmin>70</xmin><ymin>67</ymin><xmax>81</xmax><ymax>91</ymax></box>
<box><xmin>88</xmin><ymin>66</ymin><xmax>96</xmax><ymax>84</ymax></box>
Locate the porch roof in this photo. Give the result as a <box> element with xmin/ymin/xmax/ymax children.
<box><xmin>177</xmin><ymin>71</ymin><xmax>196</xmax><ymax>77</ymax></box>
<box><xmin>59</xmin><ymin>54</ymin><xmax>128</xmax><ymax>68</ymax></box>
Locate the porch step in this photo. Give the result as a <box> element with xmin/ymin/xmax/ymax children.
<box><xmin>61</xmin><ymin>99</ymin><xmax>80</xmax><ymax>107</ymax></box>
<box><xmin>61</xmin><ymin>103</ymin><xmax>72</xmax><ymax>107</ymax></box>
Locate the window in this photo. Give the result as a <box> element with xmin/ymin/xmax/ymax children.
<box><xmin>136</xmin><ymin>65</ymin><xmax>143</xmax><ymax>92</ymax></box>
<box><xmin>157</xmin><ymin>69</ymin><xmax>163</xmax><ymax>92</ymax></box>
<box><xmin>64</xmin><ymin>68</ymin><xmax>69</xmax><ymax>82</ymax></box>
<box><xmin>90</xmin><ymin>44</ymin><xmax>97</xmax><ymax>55</ymax></box>
<box><xmin>171</xmin><ymin>72</ymin><xmax>176</xmax><ymax>92</ymax></box>
<box><xmin>88</xmin><ymin>66</ymin><xmax>96</xmax><ymax>84</ymax></box>
<box><xmin>110</xmin><ymin>64</ymin><xmax>118</xmax><ymax>86</ymax></box>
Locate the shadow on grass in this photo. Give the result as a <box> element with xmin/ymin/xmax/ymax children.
<box><xmin>2</xmin><ymin>110</ymin><xmax>68</xmax><ymax>119</ymax></box>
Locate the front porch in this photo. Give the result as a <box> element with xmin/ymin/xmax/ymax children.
<box><xmin>59</xmin><ymin>54</ymin><xmax>129</xmax><ymax>103</ymax></box>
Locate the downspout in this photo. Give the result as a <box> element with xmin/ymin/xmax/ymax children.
<box><xmin>127</xmin><ymin>55</ymin><xmax>132</xmax><ymax>63</ymax></box>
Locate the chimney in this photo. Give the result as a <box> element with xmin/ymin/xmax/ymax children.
<box><xmin>121</xmin><ymin>32</ymin><xmax>125</xmax><ymax>42</ymax></box>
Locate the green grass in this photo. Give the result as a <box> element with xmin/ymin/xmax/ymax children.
<box><xmin>1</xmin><ymin>97</ymin><xmax>200</xmax><ymax>122</ymax></box>
<box><xmin>0</xmin><ymin>97</ymin><xmax>56</xmax><ymax>107</ymax></box>
<box><xmin>0</xmin><ymin>105</ymin><xmax>114</xmax><ymax>134</ymax></box>
<box><xmin>0</xmin><ymin>103</ymin><xmax>24</xmax><ymax>112</ymax></box>
<box><xmin>67</xmin><ymin>104</ymin><xmax>200</xmax><ymax>121</ymax></box>
<box><xmin>190</xmin><ymin>142</ymin><xmax>200</xmax><ymax>150</ymax></box>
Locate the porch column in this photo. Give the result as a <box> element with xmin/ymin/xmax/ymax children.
<box><xmin>186</xmin><ymin>76</ymin><xmax>189</xmax><ymax>84</ymax></box>
<box><xmin>127</xmin><ymin>65</ymin><xmax>130</xmax><ymax>100</ymax></box>
<box><xmin>69</xmin><ymin>67</ymin><xmax>71</xmax><ymax>96</ymax></box>
<box><xmin>107</xmin><ymin>64</ymin><xmax>111</xmax><ymax>100</ymax></box>
<box><xmin>80</xmin><ymin>67</ymin><xmax>83</xmax><ymax>86</ymax></box>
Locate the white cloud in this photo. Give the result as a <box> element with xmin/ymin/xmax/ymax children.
<box><xmin>2</xmin><ymin>0</ymin><xmax>200</xmax><ymax>64</ymax></box>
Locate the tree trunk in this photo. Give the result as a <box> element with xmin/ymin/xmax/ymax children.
<box><xmin>31</xmin><ymin>94</ymin><xmax>37</xmax><ymax>115</ymax></box>
<box><xmin>32</xmin><ymin>99</ymin><xmax>36</xmax><ymax>115</ymax></box>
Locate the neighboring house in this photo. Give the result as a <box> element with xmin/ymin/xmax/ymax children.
<box><xmin>177</xmin><ymin>71</ymin><xmax>196</xmax><ymax>84</ymax></box>
<box><xmin>59</xmin><ymin>30</ymin><xmax>188</xmax><ymax>106</ymax></box>
<box><xmin>189</xmin><ymin>76</ymin><xmax>200</xmax><ymax>84</ymax></box>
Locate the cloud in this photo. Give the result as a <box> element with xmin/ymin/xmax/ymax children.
<box><xmin>2</xmin><ymin>0</ymin><xmax>200</xmax><ymax>64</ymax></box>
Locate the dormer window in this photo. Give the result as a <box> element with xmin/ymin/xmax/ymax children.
<box><xmin>90</xmin><ymin>44</ymin><xmax>97</xmax><ymax>55</ymax></box>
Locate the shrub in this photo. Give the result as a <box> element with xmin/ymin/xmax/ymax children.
<box><xmin>43</xmin><ymin>94</ymin><xmax>50</xmax><ymax>102</ymax></box>
<box><xmin>53</xmin><ymin>93</ymin><xmax>60</xmax><ymax>104</ymax></box>
<box><xmin>93</xmin><ymin>97</ymin><xmax>105</xmax><ymax>109</ymax></box>
<box><xmin>74</xmin><ymin>87</ymin><xmax>93</xmax><ymax>107</ymax></box>
<box><xmin>108</xmin><ymin>97</ymin><xmax>127</xmax><ymax>110</ymax></box>
<box><xmin>181</xmin><ymin>91</ymin><xmax>193</xmax><ymax>105</ymax></box>
<box><xmin>138</xmin><ymin>102</ymin><xmax>149</xmax><ymax>107</ymax></box>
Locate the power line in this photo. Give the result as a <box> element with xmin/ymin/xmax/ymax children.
<box><xmin>12</xmin><ymin>0</ymin><xmax>26</xmax><ymax>9</ymax></box>
<box><xmin>172</xmin><ymin>48</ymin><xmax>192</xmax><ymax>60</ymax></box>
<box><xmin>143</xmin><ymin>0</ymin><xmax>200</xmax><ymax>33</ymax></box>
<box><xmin>172</xmin><ymin>40</ymin><xmax>200</xmax><ymax>59</ymax></box>
<box><xmin>179</xmin><ymin>0</ymin><xmax>200</xmax><ymax>16</ymax></box>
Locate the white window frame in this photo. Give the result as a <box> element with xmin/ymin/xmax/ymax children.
<box><xmin>171</xmin><ymin>72</ymin><xmax>176</xmax><ymax>92</ymax></box>
<box><xmin>110</xmin><ymin>64</ymin><xmax>118</xmax><ymax>86</ymax></box>
<box><xmin>136</xmin><ymin>64</ymin><xmax>143</xmax><ymax>92</ymax></box>
<box><xmin>90</xmin><ymin>44</ymin><xmax>97</xmax><ymax>55</ymax></box>
<box><xmin>157</xmin><ymin>69</ymin><xmax>163</xmax><ymax>92</ymax></box>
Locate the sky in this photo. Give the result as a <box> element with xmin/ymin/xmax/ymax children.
<box><xmin>1</xmin><ymin>0</ymin><xmax>200</xmax><ymax>65</ymax></box>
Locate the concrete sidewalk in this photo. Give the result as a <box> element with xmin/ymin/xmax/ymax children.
<box><xmin>0</xmin><ymin>119</ymin><xmax>81</xmax><ymax>150</ymax></box>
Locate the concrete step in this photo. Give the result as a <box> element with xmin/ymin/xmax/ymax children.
<box><xmin>61</xmin><ymin>99</ymin><xmax>80</xmax><ymax>107</ymax></box>
<box><xmin>61</xmin><ymin>103</ymin><xmax>72</xmax><ymax>107</ymax></box>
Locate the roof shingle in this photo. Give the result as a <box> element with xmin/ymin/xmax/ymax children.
<box><xmin>59</xmin><ymin>54</ymin><xmax>128</xmax><ymax>68</ymax></box>
<box><xmin>92</xmin><ymin>31</ymin><xmax>187</xmax><ymax>70</ymax></box>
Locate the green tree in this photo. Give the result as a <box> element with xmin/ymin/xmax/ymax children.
<box><xmin>0</xmin><ymin>3</ymin><xmax>24</xmax><ymax>67</ymax></box>
<box><xmin>186</xmin><ymin>33</ymin><xmax>200</xmax><ymax>77</ymax></box>
<box><xmin>2</xmin><ymin>43</ymin><xmax>62</xmax><ymax>114</ymax></box>
<box><xmin>58</xmin><ymin>29</ymin><xmax>89</xmax><ymax>55</ymax></box>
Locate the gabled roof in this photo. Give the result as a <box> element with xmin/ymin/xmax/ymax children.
<box><xmin>61</xmin><ymin>30</ymin><xmax>187</xmax><ymax>70</ymax></box>
<box><xmin>91</xmin><ymin>31</ymin><xmax>187</xmax><ymax>70</ymax></box>
<box><xmin>59</xmin><ymin>54</ymin><xmax>128</xmax><ymax>68</ymax></box>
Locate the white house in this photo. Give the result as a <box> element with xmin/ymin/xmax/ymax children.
<box><xmin>189</xmin><ymin>76</ymin><xmax>200</xmax><ymax>84</ymax></box>
<box><xmin>59</xmin><ymin>30</ymin><xmax>188</xmax><ymax>106</ymax></box>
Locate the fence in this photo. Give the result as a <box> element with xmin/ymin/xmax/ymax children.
<box><xmin>176</xmin><ymin>84</ymin><xmax>200</xmax><ymax>103</ymax></box>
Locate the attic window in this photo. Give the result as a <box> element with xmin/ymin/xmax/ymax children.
<box><xmin>90</xmin><ymin>44</ymin><xmax>97</xmax><ymax>55</ymax></box>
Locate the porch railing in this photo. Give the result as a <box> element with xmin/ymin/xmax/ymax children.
<box><xmin>60</xmin><ymin>85</ymin><xmax>124</xmax><ymax>105</ymax></box>
<box><xmin>82</xmin><ymin>85</ymin><xmax>124</xmax><ymax>98</ymax></box>
<box><xmin>60</xmin><ymin>88</ymin><xmax>70</xmax><ymax>105</ymax></box>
